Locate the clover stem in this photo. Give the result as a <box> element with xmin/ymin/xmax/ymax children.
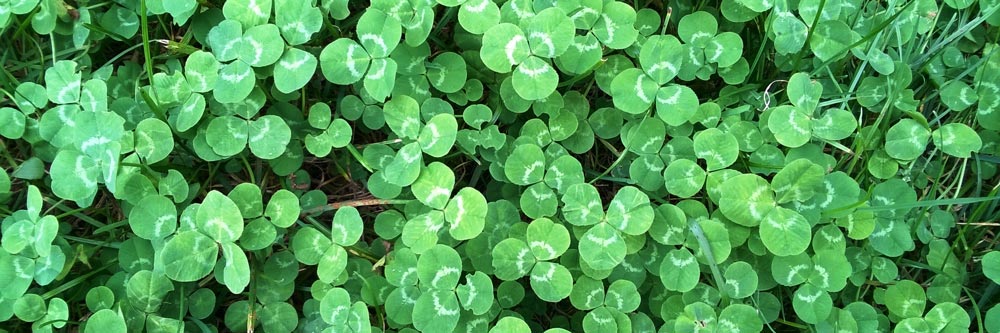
<box><xmin>0</xmin><ymin>142</ymin><xmax>17</xmax><ymax>168</ymax></box>
<box><xmin>660</xmin><ymin>6</ymin><xmax>672</xmax><ymax>36</ymax></box>
<box><xmin>962</xmin><ymin>284</ymin><xmax>988</xmax><ymax>333</ymax></box>
<box><xmin>346</xmin><ymin>245</ymin><xmax>380</xmax><ymax>263</ymax></box>
<box><xmin>41</xmin><ymin>259</ymin><xmax>118</xmax><ymax>300</ymax></box>
<box><xmin>597</xmin><ymin>137</ymin><xmax>621</xmax><ymax>158</ymax></box>
<box><xmin>432</xmin><ymin>6</ymin><xmax>458</xmax><ymax>41</ymax></box>
<box><xmin>355</xmin><ymin>138</ymin><xmax>404</xmax><ymax>149</ymax></box>
<box><xmin>61</xmin><ymin>235</ymin><xmax>118</xmax><ymax>248</ymax></box>
<box><xmin>177</xmin><ymin>284</ymin><xmax>187</xmax><ymax>330</ymax></box>
<box><xmin>583</xmin><ymin>171</ymin><xmax>633</xmax><ymax>185</ymax></box>
<box><xmin>789</xmin><ymin>0</ymin><xmax>827</xmax><ymax>72</ymax></box>
<box><xmin>81</xmin><ymin>1</ymin><xmax>114</xmax><ymax>10</ymax></box>
<box><xmin>345</xmin><ymin>143</ymin><xmax>374</xmax><ymax>173</ymax></box>
<box><xmin>587</xmin><ymin>148</ymin><xmax>628</xmax><ymax>184</ymax></box>
<box><xmin>304</xmin><ymin>215</ymin><xmax>332</xmax><ymax>236</ymax></box>
<box><xmin>557</xmin><ymin>60</ymin><xmax>604</xmax><ymax>88</ymax></box>
<box><xmin>139</xmin><ymin>0</ymin><xmax>156</xmax><ymax>96</ymax></box>
<box><xmin>774</xmin><ymin>319</ymin><xmax>808</xmax><ymax>330</ymax></box>
<box><xmin>240</xmin><ymin>154</ymin><xmax>256</xmax><ymax>185</ymax></box>
<box><xmin>247</xmin><ymin>253</ymin><xmax>258</xmax><ymax>332</ymax></box>
<box><xmin>48</xmin><ymin>33</ymin><xmax>56</xmax><ymax>66</ymax></box>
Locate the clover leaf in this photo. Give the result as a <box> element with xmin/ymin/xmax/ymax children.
<box><xmin>811</xmin><ymin>108</ymin><xmax>857</xmax><ymax>140</ymax></box>
<box><xmin>196</xmin><ymin>191</ymin><xmax>245</xmax><ymax>243</ymax></box>
<box><xmin>444</xmin><ymin>187</ymin><xmax>488</xmax><ymax>240</ymax></box>
<box><xmin>413</xmin><ymin>289</ymin><xmax>461</xmax><ymax>332</ymax></box>
<box><xmin>771</xmin><ymin>158</ymin><xmax>824</xmax><ymax>203</ymax></box>
<box><xmin>456</xmin><ymin>271</ymin><xmax>494</xmax><ymax>315</ymax></box>
<box><xmin>660</xmin><ymin>248</ymin><xmax>699</xmax><ymax>292</ymax></box>
<box><xmin>126</xmin><ymin>270</ymin><xmax>174</xmax><ymax>313</ymax></box>
<box><xmin>593</xmin><ymin>2</ymin><xmax>640</xmax><ymax>49</ymax></box>
<box><xmin>492</xmin><ymin>238</ymin><xmax>534</xmax><ymax>280</ymax></box>
<box><xmin>886</xmin><ymin>280</ymin><xmax>926</xmax><ymax>319</ymax></box>
<box><xmin>490</xmin><ymin>317</ymin><xmax>530</xmax><ymax>333</ymax></box>
<box><xmin>85</xmin><ymin>309</ymin><xmax>127</xmax><ymax>333</ymax></box>
<box><xmin>214</xmin><ymin>61</ymin><xmax>256</xmax><ymax>104</ymax></box>
<box><xmin>604</xmin><ymin>186</ymin><xmax>653</xmax><ymax>236</ymax></box>
<box><xmin>771</xmin><ymin>10</ymin><xmax>807</xmax><ymax>54</ymax></box>
<box><xmin>933</xmin><ymin>123</ymin><xmax>982</xmax><ymax>158</ymax></box>
<box><xmin>45</xmin><ymin>60</ymin><xmax>81</xmax><ymax>104</ymax></box>
<box><xmin>768</xmin><ymin>105</ymin><xmax>813</xmax><ymax>148</ymax></box>
<box><xmin>274</xmin><ymin>48</ymin><xmax>318</xmax><ymax>94</ymax></box>
<box><xmin>134</xmin><ymin>118</ymin><xmax>174</xmax><ymax>164</ymax></box>
<box><xmin>129</xmin><ymin>195</ymin><xmax>177</xmax><ymax>241</ymax></box>
<box><xmin>664</xmin><ymin>159</ymin><xmax>706</xmax><ymax>198</ymax></box>
<box><xmin>810</xmin><ymin>20</ymin><xmax>859</xmax><ymax>62</ymax></box>
<box><xmin>265</xmin><ymin>189</ymin><xmax>300</xmax><ymax>228</ymax></box>
<box><xmin>505</xmin><ymin>143</ymin><xmax>546</xmax><ymax>185</ymax></box>
<box><xmin>330</xmin><ymin>206</ymin><xmax>363</xmax><ymax>246</ymax></box>
<box><xmin>719</xmin><ymin>174</ymin><xmax>775</xmax><ymax>226</ymax></box>
<box><xmin>274</xmin><ymin>0</ymin><xmax>321</xmax><ymax>46</ymax></box>
<box><xmin>418</xmin><ymin>113</ymin><xmax>458</xmax><ymax>158</ymax></box>
<box><xmin>161</xmin><ymin>231</ymin><xmax>219</xmax><ymax>282</ymax></box>
<box><xmin>579</xmin><ymin>222</ymin><xmax>626</xmax><ymax>271</ymax></box>
<box><xmin>792</xmin><ymin>284</ymin><xmax>833</xmax><ymax>324</ymax></box>
<box><xmin>884</xmin><ymin>118</ymin><xmax>930</xmax><ymax>161</ymax></box>
<box><xmin>411</xmin><ymin>162</ymin><xmax>455</xmax><ymax>210</ymax></box>
<box><xmin>320</xmin><ymin>9</ymin><xmax>401</xmax><ymax>101</ymax></box>
<box><xmin>50</xmin><ymin>149</ymin><xmax>102</xmax><ymax>204</ymax></box>
<box><xmin>693</xmin><ymin>128</ymin><xmax>739</xmax><ymax>171</ymax></box>
<box><xmin>319</xmin><ymin>40</ymin><xmax>369</xmax><ymax>85</ymax></box>
<box><xmin>787</xmin><ymin>72</ymin><xmax>822</xmax><ymax>112</ymax></box>
<box><xmin>481</xmin><ymin>23</ymin><xmax>529</xmax><ymax>74</ymax></box>
<box><xmin>760</xmin><ymin>207</ymin><xmax>812</xmax><ymax>256</ymax></box>
<box><xmin>984</xmin><ymin>251</ymin><xmax>1000</xmax><ymax>285</ymax></box>
<box><xmin>610</xmin><ymin>68</ymin><xmax>659</xmax><ymax>114</ymax></box>
<box><xmin>383</xmin><ymin>142</ymin><xmax>423</xmax><ymax>187</ymax></box>
<box><xmin>678</xmin><ymin>11</ymin><xmax>718</xmax><ymax>47</ymax></box>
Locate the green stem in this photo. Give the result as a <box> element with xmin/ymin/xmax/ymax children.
<box><xmin>808</xmin><ymin>0</ymin><xmax>917</xmax><ymax>76</ymax></box>
<box><xmin>240</xmin><ymin>154</ymin><xmax>256</xmax><ymax>185</ymax></box>
<box><xmin>139</xmin><ymin>0</ymin><xmax>157</xmax><ymax>97</ymax></box>
<box><xmin>346</xmin><ymin>245</ymin><xmax>380</xmax><ymax>263</ymax></box>
<box><xmin>355</xmin><ymin>138</ymin><xmax>404</xmax><ymax>149</ymax></box>
<box><xmin>49</xmin><ymin>33</ymin><xmax>57</xmax><ymax>65</ymax></box>
<box><xmin>304</xmin><ymin>215</ymin><xmax>332</xmax><ymax>237</ymax></box>
<box><xmin>660</xmin><ymin>6</ymin><xmax>672</xmax><ymax>35</ymax></box>
<box><xmin>344</xmin><ymin>143</ymin><xmax>374</xmax><ymax>173</ymax></box>
<box><xmin>588</xmin><ymin>149</ymin><xmax>629</xmax><ymax>184</ymax></box>
<box><xmin>790</xmin><ymin>0</ymin><xmax>828</xmax><ymax>72</ymax></box>
<box><xmin>247</xmin><ymin>253</ymin><xmax>258</xmax><ymax>330</ymax></box>
<box><xmin>910</xmin><ymin>3</ymin><xmax>1000</xmax><ymax>69</ymax></box>
<box><xmin>0</xmin><ymin>142</ymin><xmax>18</xmax><ymax>168</ymax></box>
<box><xmin>42</xmin><ymin>259</ymin><xmax>118</xmax><ymax>300</ymax></box>
<box><xmin>63</xmin><ymin>235</ymin><xmax>120</xmax><ymax>248</ymax></box>
<box><xmin>688</xmin><ymin>219</ymin><xmax>727</xmax><ymax>303</ymax></box>
<box><xmin>775</xmin><ymin>319</ymin><xmax>808</xmax><ymax>330</ymax></box>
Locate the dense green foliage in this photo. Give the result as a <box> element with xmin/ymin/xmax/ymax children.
<box><xmin>1</xmin><ymin>0</ymin><xmax>1000</xmax><ymax>332</ymax></box>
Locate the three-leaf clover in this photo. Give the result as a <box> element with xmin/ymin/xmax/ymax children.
<box><xmin>492</xmin><ymin>218</ymin><xmax>573</xmax><ymax>301</ymax></box>
<box><xmin>402</xmin><ymin>168</ymin><xmax>488</xmax><ymax>254</ymax></box>
<box><xmin>320</xmin><ymin>8</ymin><xmax>402</xmax><ymax>102</ymax></box>
<box><xmin>561</xmin><ymin>184</ymin><xmax>653</xmax><ymax>271</ymax></box>
<box><xmin>480</xmin><ymin>7</ymin><xmax>575</xmax><ymax>100</ymax></box>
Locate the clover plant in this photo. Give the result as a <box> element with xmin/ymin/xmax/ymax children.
<box><xmin>2</xmin><ymin>0</ymin><xmax>1000</xmax><ymax>332</ymax></box>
